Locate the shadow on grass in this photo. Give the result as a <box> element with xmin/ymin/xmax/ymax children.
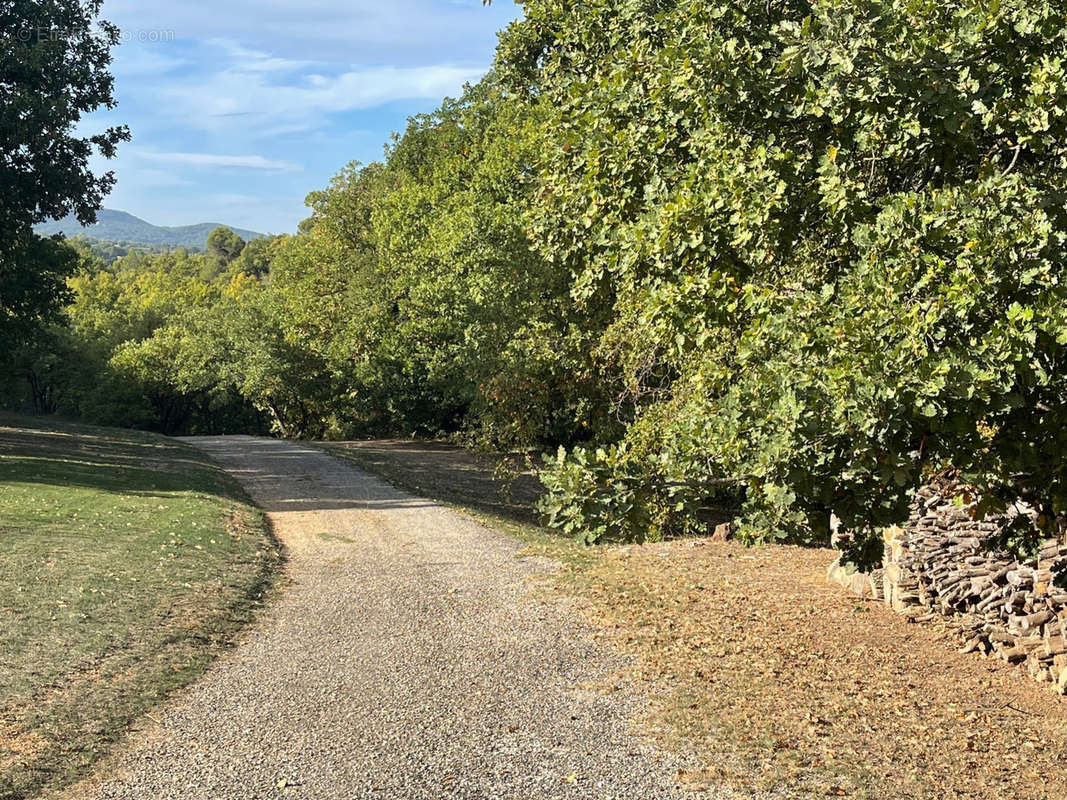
<box><xmin>0</xmin><ymin>413</ymin><xmax>284</xmax><ymax>800</ymax></box>
<box><xmin>0</xmin><ymin>414</ymin><xmax>239</xmax><ymax>499</ymax></box>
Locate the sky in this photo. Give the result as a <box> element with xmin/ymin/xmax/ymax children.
<box><xmin>83</xmin><ymin>0</ymin><xmax>522</xmax><ymax>234</ymax></box>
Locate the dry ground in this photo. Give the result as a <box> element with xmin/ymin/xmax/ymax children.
<box><xmin>579</xmin><ymin>539</ymin><xmax>1067</xmax><ymax>799</ymax></box>
<box><xmin>324</xmin><ymin>439</ymin><xmax>1067</xmax><ymax>800</ymax></box>
<box><xmin>323</xmin><ymin>440</ymin><xmax>543</xmax><ymax>523</ymax></box>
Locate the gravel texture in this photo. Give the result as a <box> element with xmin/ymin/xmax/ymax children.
<box><xmin>64</xmin><ymin>436</ymin><xmax>700</xmax><ymax>800</ymax></box>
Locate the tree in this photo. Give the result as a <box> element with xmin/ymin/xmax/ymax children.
<box><xmin>333</xmin><ymin>76</ymin><xmax>604</xmax><ymax>444</ymax></box>
<box><xmin>214</xmin><ymin>272</ymin><xmax>339</xmax><ymax>439</ymax></box>
<box><xmin>229</xmin><ymin>235</ymin><xmax>284</xmax><ymax>279</ymax></box>
<box><xmin>0</xmin><ymin>234</ymin><xmax>81</xmax><ymax>347</ymax></box>
<box><xmin>206</xmin><ymin>226</ymin><xmax>247</xmax><ymax>265</ymax></box>
<box><xmin>0</xmin><ymin>0</ymin><xmax>128</xmax><ymax>347</ymax></box>
<box><xmin>509</xmin><ymin>0</ymin><xmax>1067</xmax><ymax>557</ymax></box>
<box><xmin>0</xmin><ymin>325</ymin><xmax>85</xmax><ymax>414</ymax></box>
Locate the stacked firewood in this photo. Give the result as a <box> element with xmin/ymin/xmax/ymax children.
<box><xmin>835</xmin><ymin>479</ymin><xmax>1067</xmax><ymax>693</ymax></box>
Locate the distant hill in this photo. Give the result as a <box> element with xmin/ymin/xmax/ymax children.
<box><xmin>35</xmin><ymin>209</ymin><xmax>264</xmax><ymax>250</ymax></box>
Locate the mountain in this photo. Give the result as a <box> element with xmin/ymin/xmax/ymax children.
<box><xmin>34</xmin><ymin>209</ymin><xmax>265</xmax><ymax>250</ymax></box>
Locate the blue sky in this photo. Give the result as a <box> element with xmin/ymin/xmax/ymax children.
<box><xmin>84</xmin><ymin>0</ymin><xmax>522</xmax><ymax>233</ymax></box>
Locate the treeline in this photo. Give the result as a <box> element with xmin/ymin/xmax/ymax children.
<box><xmin>69</xmin><ymin>237</ymin><xmax>193</xmax><ymax>265</ymax></box>
<box><xmin>3</xmin><ymin>79</ymin><xmax>596</xmax><ymax>445</ymax></box>
<box><xmin>0</xmin><ymin>232</ymin><xmax>282</xmax><ymax>432</ymax></box>
<box><xmin>7</xmin><ymin>0</ymin><xmax>1067</xmax><ymax>562</ymax></box>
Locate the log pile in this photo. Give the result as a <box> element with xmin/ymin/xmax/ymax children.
<box><xmin>830</xmin><ymin>479</ymin><xmax>1067</xmax><ymax>694</ymax></box>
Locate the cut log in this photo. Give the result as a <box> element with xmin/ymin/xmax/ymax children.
<box><xmin>828</xmin><ymin>475</ymin><xmax>1067</xmax><ymax>695</ymax></box>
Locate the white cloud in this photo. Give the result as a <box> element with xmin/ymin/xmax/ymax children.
<box><xmin>115</xmin><ymin>37</ymin><xmax>485</xmax><ymax>138</ymax></box>
<box><xmin>110</xmin><ymin>45</ymin><xmax>188</xmax><ymax>77</ymax></box>
<box><xmin>136</xmin><ymin>150</ymin><xmax>302</xmax><ymax>171</ymax></box>
<box><xmin>204</xmin><ymin>39</ymin><xmax>312</xmax><ymax>73</ymax></box>
<box><xmin>158</xmin><ymin>46</ymin><xmax>484</xmax><ymax>133</ymax></box>
<box><xmin>86</xmin><ymin>1</ymin><xmax>521</xmax><ymax>231</ymax></box>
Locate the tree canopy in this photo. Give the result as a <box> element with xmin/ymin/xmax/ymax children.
<box><xmin>509</xmin><ymin>0</ymin><xmax>1067</xmax><ymax>560</ymax></box>
<box><xmin>206</xmin><ymin>226</ymin><xmax>247</xmax><ymax>266</ymax></box>
<box><xmin>7</xmin><ymin>0</ymin><xmax>1067</xmax><ymax>564</ymax></box>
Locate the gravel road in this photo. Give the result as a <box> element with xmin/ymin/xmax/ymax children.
<box><xmin>66</xmin><ymin>436</ymin><xmax>698</xmax><ymax>800</ymax></box>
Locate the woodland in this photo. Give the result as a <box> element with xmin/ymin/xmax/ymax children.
<box><xmin>4</xmin><ymin>0</ymin><xmax>1067</xmax><ymax>563</ymax></box>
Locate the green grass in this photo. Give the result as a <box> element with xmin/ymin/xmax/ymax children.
<box><xmin>0</xmin><ymin>414</ymin><xmax>282</xmax><ymax>800</ymax></box>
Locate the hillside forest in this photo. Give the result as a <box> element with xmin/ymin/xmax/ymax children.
<box><xmin>4</xmin><ymin>0</ymin><xmax>1067</xmax><ymax>567</ymax></box>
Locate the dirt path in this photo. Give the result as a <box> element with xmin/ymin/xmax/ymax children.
<box><xmin>328</xmin><ymin>438</ymin><xmax>1067</xmax><ymax>800</ymax></box>
<box><xmin>64</xmin><ymin>436</ymin><xmax>701</xmax><ymax>800</ymax></box>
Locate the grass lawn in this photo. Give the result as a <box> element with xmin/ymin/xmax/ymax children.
<box><xmin>0</xmin><ymin>415</ymin><xmax>282</xmax><ymax>800</ymax></box>
<box><xmin>323</xmin><ymin>438</ymin><xmax>1067</xmax><ymax>800</ymax></box>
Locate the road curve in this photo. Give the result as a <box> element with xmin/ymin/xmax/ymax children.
<box><xmin>68</xmin><ymin>436</ymin><xmax>696</xmax><ymax>800</ymax></box>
